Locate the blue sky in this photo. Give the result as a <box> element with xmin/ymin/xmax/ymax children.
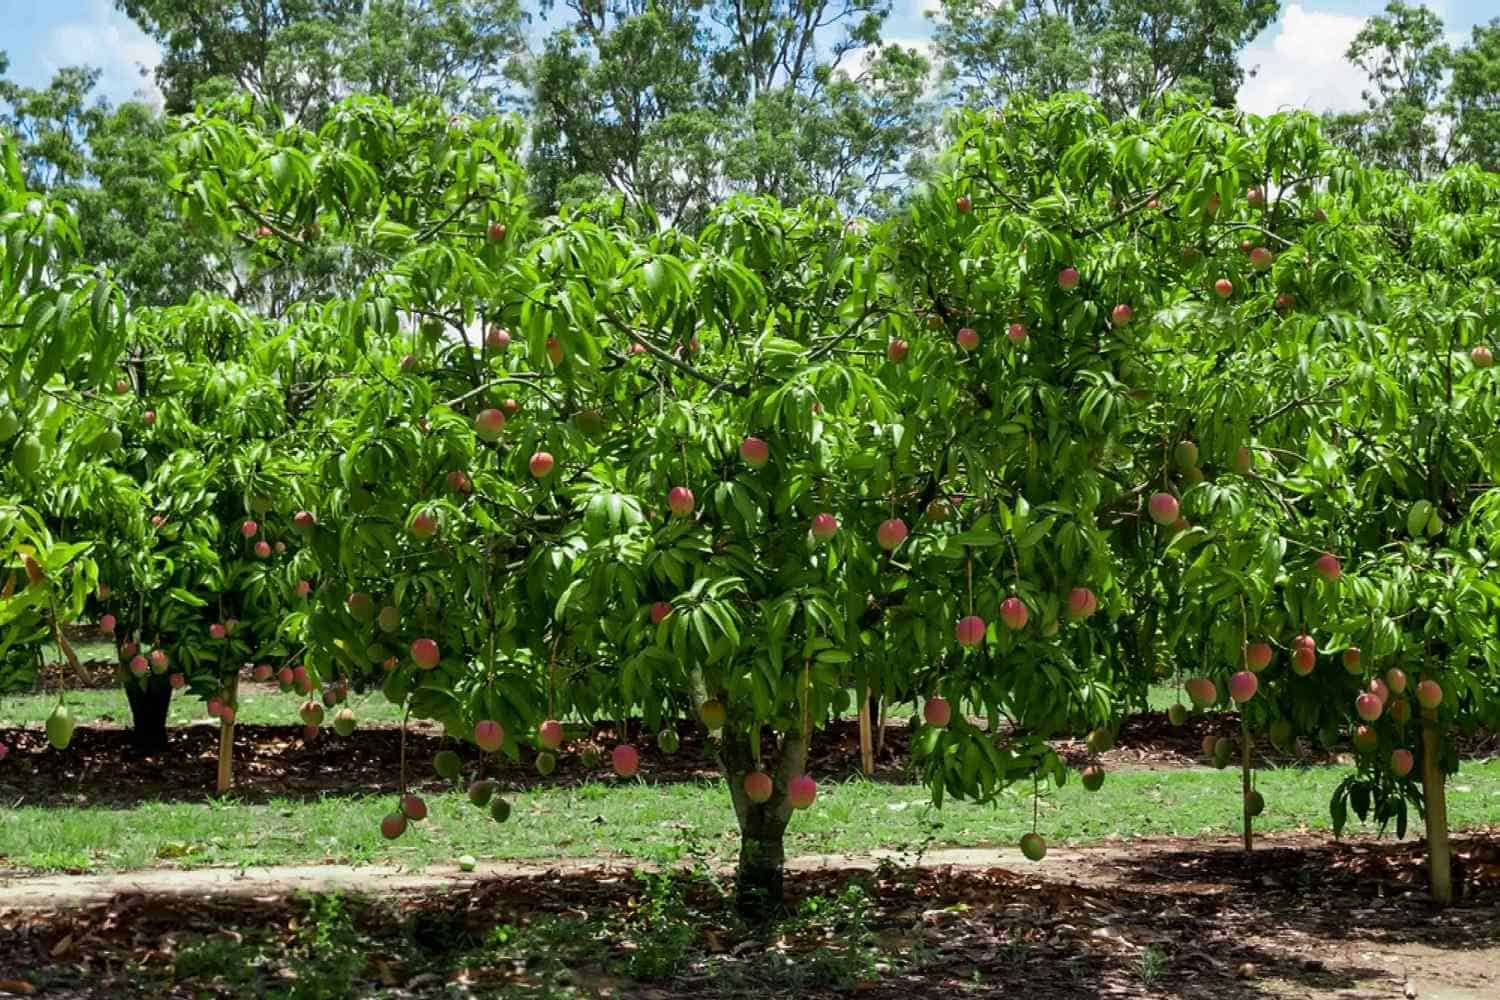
<box><xmin>2</xmin><ymin>0</ymin><xmax>1494</xmax><ymax>114</ymax></box>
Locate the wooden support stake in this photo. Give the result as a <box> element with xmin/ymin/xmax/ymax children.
<box><xmin>1421</xmin><ymin>710</ymin><xmax>1452</xmax><ymax>904</ymax></box>
<box><xmin>858</xmin><ymin>686</ymin><xmax>874</xmax><ymax>776</ymax></box>
<box><xmin>216</xmin><ymin>674</ymin><xmax>238</xmax><ymax>794</ymax></box>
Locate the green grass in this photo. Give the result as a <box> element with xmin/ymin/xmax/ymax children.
<box><xmin>1144</xmin><ymin>684</ymin><xmax>1181</xmax><ymax>712</ymax></box>
<box><xmin>5</xmin><ymin>760</ymin><xmax>1499</xmax><ymax>874</ymax></box>
<box><xmin>0</xmin><ymin>686</ymin><xmax>910</xmax><ymax>729</ymax></box>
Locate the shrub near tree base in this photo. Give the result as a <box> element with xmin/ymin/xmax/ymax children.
<box><xmin>7</xmin><ymin>93</ymin><xmax>1500</xmax><ymax>913</ymax></box>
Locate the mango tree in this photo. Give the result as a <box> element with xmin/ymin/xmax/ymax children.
<box><xmin>1</xmin><ymin>134</ymin><xmax>122</xmax><ymax>738</ymax></box>
<box><xmin>161</xmin><ymin>95</ymin><xmax>1148</xmax><ymax>917</ymax></box>
<box><xmin>910</xmin><ymin>93</ymin><xmax>1500</xmax><ymax>906</ymax></box>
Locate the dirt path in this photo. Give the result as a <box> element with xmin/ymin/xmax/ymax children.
<box><xmin>4</xmin><ymin>834</ymin><xmax>1499</xmax><ymax>999</ymax></box>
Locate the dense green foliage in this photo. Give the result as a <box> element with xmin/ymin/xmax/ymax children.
<box><xmin>4</xmin><ymin>62</ymin><xmax>1500</xmax><ymax>907</ymax></box>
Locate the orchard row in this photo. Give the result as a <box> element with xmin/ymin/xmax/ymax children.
<box><xmin>4</xmin><ymin>93</ymin><xmax>1499</xmax><ymax>910</ymax></box>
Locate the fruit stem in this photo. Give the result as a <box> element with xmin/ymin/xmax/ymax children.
<box><xmin>49</xmin><ymin>600</ymin><xmax>90</xmax><ymax>691</ymax></box>
<box><xmin>547</xmin><ymin>631</ymin><xmax>560</xmax><ymax>719</ymax></box>
<box><xmin>399</xmin><ymin>703</ymin><xmax>410</xmax><ymax>797</ymax></box>
<box><xmin>1240</xmin><ymin>716</ymin><xmax>1253</xmax><ymax>852</ymax></box>
<box><xmin>1031</xmin><ymin>774</ymin><xmax>1039</xmax><ymax>833</ymax></box>
<box><xmin>801</xmin><ymin>658</ymin><xmax>811</xmax><ymax>741</ymax></box>
<box><xmin>965</xmin><ymin>553</ymin><xmax>973</xmax><ymax>616</ymax></box>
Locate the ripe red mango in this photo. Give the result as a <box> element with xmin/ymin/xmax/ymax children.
<box><xmin>923</xmin><ymin>697</ymin><xmax>951</xmax><ymax>728</ymax></box>
<box><xmin>955</xmin><ymin>615</ymin><xmax>985</xmax><ymax>647</ymax></box>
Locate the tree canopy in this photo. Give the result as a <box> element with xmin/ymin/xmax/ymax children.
<box><xmin>7</xmin><ymin>86</ymin><xmax>1500</xmax><ymax>910</ymax></box>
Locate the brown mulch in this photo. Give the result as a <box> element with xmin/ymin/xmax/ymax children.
<box><xmin>2</xmin><ymin>835</ymin><xmax>1498</xmax><ymax>998</ymax></box>
<box><xmin>0</xmin><ymin>719</ymin><xmax>919</xmax><ymax>808</ymax></box>
<box><xmin>1055</xmin><ymin>709</ymin><xmax>1500</xmax><ymax>768</ymax></box>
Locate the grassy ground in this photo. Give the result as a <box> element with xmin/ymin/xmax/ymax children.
<box><xmin>0</xmin><ymin>686</ymin><xmax>910</xmax><ymax>729</ymax></box>
<box><xmin>4</xmin><ymin>759</ymin><xmax>1498</xmax><ymax>874</ymax></box>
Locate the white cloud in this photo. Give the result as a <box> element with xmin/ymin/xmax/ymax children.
<box><xmin>1237</xmin><ymin>3</ymin><xmax>1370</xmax><ymax>117</ymax></box>
<box><xmin>41</xmin><ymin>0</ymin><xmax>163</xmax><ymax>109</ymax></box>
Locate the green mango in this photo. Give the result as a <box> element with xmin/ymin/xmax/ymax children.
<box><xmin>489</xmin><ymin>796</ymin><xmax>511</xmax><ymax>823</ymax></box>
<box><xmin>13</xmin><ymin>433</ymin><xmax>42</xmax><ymax>475</ymax></box>
<box><xmin>1407</xmin><ymin>500</ymin><xmax>1432</xmax><ymax>537</ymax></box>
<box><xmin>0</xmin><ymin>409</ymin><xmax>20</xmax><ymax>442</ymax></box>
<box><xmin>468</xmin><ymin>779</ymin><xmax>496</xmax><ymax>807</ymax></box>
<box><xmin>433</xmin><ymin>750</ymin><xmax>462</xmax><ymax>780</ymax></box>
<box><xmin>1211</xmin><ymin>737</ymin><xmax>1233</xmax><ymax>769</ymax></box>
<box><xmin>346</xmin><ymin>592</ymin><xmax>375</xmax><ymax>623</ymax></box>
<box><xmin>382</xmin><ymin>669</ymin><xmax>411</xmax><ymax>706</ymax></box>
<box><xmin>573</xmin><ymin>409</ymin><xmax>606</xmax><ymax>437</ymax></box>
<box><xmin>96</xmin><ymin>427</ymin><xmax>123</xmax><ymax>453</ymax></box>
<box><xmin>47</xmin><ymin>703</ymin><xmax>76</xmax><ymax>750</ymax></box>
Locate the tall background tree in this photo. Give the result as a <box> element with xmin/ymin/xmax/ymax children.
<box><xmin>929</xmin><ymin>0</ymin><xmax>1280</xmax><ymax>117</ymax></box>
<box><xmin>1326</xmin><ymin>5</ymin><xmax>1500</xmax><ymax>179</ymax></box>
<box><xmin>527</xmin><ymin>0</ymin><xmax>935</xmax><ymax>224</ymax></box>
<box><xmin>1326</xmin><ymin>1</ymin><xmax>1452</xmax><ymax>180</ymax></box>
<box><xmin>0</xmin><ymin>57</ymin><xmax>229</xmax><ymax>306</ymax></box>
<box><xmin>115</xmin><ymin>0</ymin><xmax>530</xmax><ymax>125</ymax></box>
<box><xmin>1444</xmin><ymin>18</ymin><xmax>1500</xmax><ymax>171</ymax></box>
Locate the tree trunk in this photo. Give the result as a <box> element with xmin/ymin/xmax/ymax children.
<box><xmin>123</xmin><ymin>673</ymin><xmax>173</xmax><ymax>758</ymax></box>
<box><xmin>1421</xmin><ymin>710</ymin><xmax>1452</xmax><ymax>904</ymax></box>
<box><xmin>721</xmin><ymin>725</ymin><xmax>807</xmax><ymax>922</ymax></box>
